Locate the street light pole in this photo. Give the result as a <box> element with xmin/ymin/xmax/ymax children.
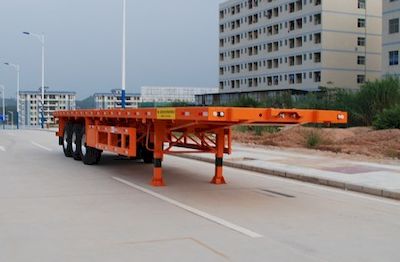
<box><xmin>4</xmin><ymin>63</ymin><xmax>20</xmax><ymax>129</ymax></box>
<box><xmin>0</xmin><ymin>84</ymin><xmax>5</xmax><ymax>130</ymax></box>
<box><xmin>23</xmin><ymin>31</ymin><xmax>46</xmax><ymax>128</ymax></box>
<box><xmin>121</xmin><ymin>0</ymin><xmax>127</xmax><ymax>109</ymax></box>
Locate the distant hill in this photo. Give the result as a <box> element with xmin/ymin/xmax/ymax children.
<box><xmin>76</xmin><ymin>96</ymin><xmax>95</xmax><ymax>109</ymax></box>
<box><xmin>2</xmin><ymin>96</ymin><xmax>96</xmax><ymax>110</ymax></box>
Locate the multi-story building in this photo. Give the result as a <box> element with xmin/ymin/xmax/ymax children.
<box><xmin>219</xmin><ymin>0</ymin><xmax>382</xmax><ymax>95</ymax></box>
<box><xmin>141</xmin><ymin>86</ymin><xmax>218</xmax><ymax>103</ymax></box>
<box><xmin>19</xmin><ymin>88</ymin><xmax>76</xmax><ymax>126</ymax></box>
<box><xmin>94</xmin><ymin>89</ymin><xmax>141</xmax><ymax>109</ymax></box>
<box><xmin>383</xmin><ymin>0</ymin><xmax>400</xmax><ymax>76</ymax></box>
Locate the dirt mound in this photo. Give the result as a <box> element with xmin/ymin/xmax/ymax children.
<box><xmin>325</xmin><ymin>128</ymin><xmax>400</xmax><ymax>158</ymax></box>
<box><xmin>232</xmin><ymin>127</ymin><xmax>400</xmax><ymax>159</ymax></box>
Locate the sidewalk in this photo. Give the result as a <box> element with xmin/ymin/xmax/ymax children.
<box><xmin>178</xmin><ymin>144</ymin><xmax>400</xmax><ymax>200</ymax></box>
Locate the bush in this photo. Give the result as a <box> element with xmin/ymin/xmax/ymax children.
<box><xmin>222</xmin><ymin>76</ymin><xmax>400</xmax><ymax>128</ymax></box>
<box><xmin>254</xmin><ymin>126</ymin><xmax>280</xmax><ymax>136</ymax></box>
<box><xmin>294</xmin><ymin>77</ymin><xmax>400</xmax><ymax>127</ymax></box>
<box><xmin>351</xmin><ymin>77</ymin><xmax>400</xmax><ymax>126</ymax></box>
<box><xmin>230</xmin><ymin>97</ymin><xmax>262</xmax><ymax>108</ymax></box>
<box><xmin>373</xmin><ymin>105</ymin><xmax>400</xmax><ymax>130</ymax></box>
<box><xmin>304</xmin><ymin>130</ymin><xmax>323</xmax><ymax>149</ymax></box>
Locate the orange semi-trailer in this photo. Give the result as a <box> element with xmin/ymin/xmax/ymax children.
<box><xmin>54</xmin><ymin>107</ymin><xmax>347</xmax><ymax>186</ymax></box>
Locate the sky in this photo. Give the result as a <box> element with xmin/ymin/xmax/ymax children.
<box><xmin>0</xmin><ymin>0</ymin><xmax>224</xmax><ymax>99</ymax></box>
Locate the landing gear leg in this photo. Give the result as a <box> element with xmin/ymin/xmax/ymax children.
<box><xmin>211</xmin><ymin>129</ymin><xmax>226</xmax><ymax>185</ymax></box>
<box><xmin>151</xmin><ymin>122</ymin><xmax>166</xmax><ymax>187</ymax></box>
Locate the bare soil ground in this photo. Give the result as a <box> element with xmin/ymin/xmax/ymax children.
<box><xmin>232</xmin><ymin>126</ymin><xmax>400</xmax><ymax>160</ymax></box>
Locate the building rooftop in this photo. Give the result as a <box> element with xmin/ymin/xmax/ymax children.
<box><xmin>94</xmin><ymin>88</ymin><xmax>140</xmax><ymax>97</ymax></box>
<box><xmin>20</xmin><ymin>90</ymin><xmax>76</xmax><ymax>95</ymax></box>
<box><xmin>94</xmin><ymin>93</ymin><xmax>141</xmax><ymax>96</ymax></box>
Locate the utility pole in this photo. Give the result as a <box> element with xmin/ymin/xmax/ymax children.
<box><xmin>121</xmin><ymin>0</ymin><xmax>127</xmax><ymax>108</ymax></box>
<box><xmin>23</xmin><ymin>31</ymin><xmax>46</xmax><ymax>128</ymax></box>
<box><xmin>0</xmin><ymin>85</ymin><xmax>5</xmax><ymax>129</ymax></box>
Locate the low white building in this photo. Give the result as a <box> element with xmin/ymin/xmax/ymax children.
<box><xmin>141</xmin><ymin>86</ymin><xmax>218</xmax><ymax>103</ymax></box>
<box><xmin>19</xmin><ymin>88</ymin><xmax>76</xmax><ymax>126</ymax></box>
<box><xmin>94</xmin><ymin>89</ymin><xmax>141</xmax><ymax>109</ymax></box>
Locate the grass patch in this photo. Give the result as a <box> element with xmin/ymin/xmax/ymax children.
<box><xmin>384</xmin><ymin>147</ymin><xmax>400</xmax><ymax>159</ymax></box>
<box><xmin>304</xmin><ymin>130</ymin><xmax>323</xmax><ymax>149</ymax></box>
<box><xmin>234</xmin><ymin>126</ymin><xmax>280</xmax><ymax>136</ymax></box>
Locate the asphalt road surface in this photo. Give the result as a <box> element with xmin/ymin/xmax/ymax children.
<box><xmin>1</xmin><ymin>130</ymin><xmax>400</xmax><ymax>262</ymax></box>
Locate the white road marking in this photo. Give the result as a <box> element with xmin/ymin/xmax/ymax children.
<box><xmin>113</xmin><ymin>176</ymin><xmax>263</xmax><ymax>239</ymax></box>
<box><xmin>31</xmin><ymin>141</ymin><xmax>53</xmax><ymax>152</ymax></box>
<box><xmin>0</xmin><ymin>146</ymin><xmax>5</xmax><ymax>152</ymax></box>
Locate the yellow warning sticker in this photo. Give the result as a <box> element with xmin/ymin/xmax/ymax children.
<box><xmin>156</xmin><ymin>108</ymin><xmax>176</xmax><ymax>120</ymax></box>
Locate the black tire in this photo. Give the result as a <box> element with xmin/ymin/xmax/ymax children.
<box><xmin>62</xmin><ymin>122</ymin><xmax>73</xmax><ymax>157</ymax></box>
<box><xmin>82</xmin><ymin>147</ymin><xmax>102</xmax><ymax>165</ymax></box>
<box><xmin>95</xmin><ymin>150</ymin><xmax>103</xmax><ymax>164</ymax></box>
<box><xmin>72</xmin><ymin>124</ymin><xmax>83</xmax><ymax>161</ymax></box>
<box><xmin>78</xmin><ymin>127</ymin><xmax>102</xmax><ymax>165</ymax></box>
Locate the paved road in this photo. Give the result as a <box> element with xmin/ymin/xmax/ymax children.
<box><xmin>181</xmin><ymin>144</ymin><xmax>400</xmax><ymax>199</ymax></box>
<box><xmin>1</xmin><ymin>130</ymin><xmax>400</xmax><ymax>262</ymax></box>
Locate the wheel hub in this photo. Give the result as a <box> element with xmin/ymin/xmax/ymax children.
<box><xmin>63</xmin><ymin>131</ymin><xmax>69</xmax><ymax>149</ymax></box>
<box><xmin>81</xmin><ymin>134</ymin><xmax>87</xmax><ymax>156</ymax></box>
<box><xmin>72</xmin><ymin>133</ymin><xmax>77</xmax><ymax>152</ymax></box>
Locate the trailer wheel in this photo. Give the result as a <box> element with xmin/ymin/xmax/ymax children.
<box><xmin>82</xmin><ymin>147</ymin><xmax>102</xmax><ymax>165</ymax></box>
<box><xmin>62</xmin><ymin>122</ymin><xmax>74</xmax><ymax>157</ymax></box>
<box><xmin>72</xmin><ymin>124</ymin><xmax>83</xmax><ymax>161</ymax></box>
<box><xmin>79</xmin><ymin>128</ymin><xmax>102</xmax><ymax>165</ymax></box>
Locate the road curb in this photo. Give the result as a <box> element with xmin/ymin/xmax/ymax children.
<box><xmin>178</xmin><ymin>155</ymin><xmax>400</xmax><ymax>201</ymax></box>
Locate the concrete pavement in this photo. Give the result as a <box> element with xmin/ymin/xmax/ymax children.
<box><xmin>1</xmin><ymin>129</ymin><xmax>400</xmax><ymax>261</ymax></box>
<box><xmin>180</xmin><ymin>144</ymin><xmax>400</xmax><ymax>200</ymax></box>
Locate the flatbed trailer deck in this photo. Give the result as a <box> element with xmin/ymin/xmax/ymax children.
<box><xmin>54</xmin><ymin>107</ymin><xmax>347</xmax><ymax>186</ymax></box>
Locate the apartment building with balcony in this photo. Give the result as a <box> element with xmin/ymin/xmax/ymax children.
<box><xmin>218</xmin><ymin>0</ymin><xmax>382</xmax><ymax>95</ymax></box>
<box><xmin>94</xmin><ymin>89</ymin><xmax>141</xmax><ymax>109</ymax></box>
<box><xmin>383</xmin><ymin>0</ymin><xmax>400</xmax><ymax>76</ymax></box>
<box><xmin>19</xmin><ymin>88</ymin><xmax>76</xmax><ymax>126</ymax></box>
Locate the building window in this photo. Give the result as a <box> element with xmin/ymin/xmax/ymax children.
<box><xmin>357</xmin><ymin>37</ymin><xmax>366</xmax><ymax>46</ymax></box>
<box><xmin>357</xmin><ymin>56</ymin><xmax>366</xmax><ymax>65</ymax></box>
<box><xmin>314</xmin><ymin>14</ymin><xmax>321</xmax><ymax>25</ymax></box>
<box><xmin>314</xmin><ymin>33</ymin><xmax>321</xmax><ymax>44</ymax></box>
<box><xmin>358</xmin><ymin>18</ymin><xmax>366</xmax><ymax>28</ymax></box>
<box><xmin>289</xmin><ymin>74</ymin><xmax>295</xmax><ymax>84</ymax></box>
<box><xmin>389</xmin><ymin>18</ymin><xmax>399</xmax><ymax>34</ymax></box>
<box><xmin>314</xmin><ymin>71</ymin><xmax>321</xmax><ymax>82</ymax></box>
<box><xmin>389</xmin><ymin>51</ymin><xmax>399</xmax><ymax>66</ymax></box>
<box><xmin>314</xmin><ymin>52</ymin><xmax>321</xmax><ymax>63</ymax></box>
<box><xmin>358</xmin><ymin>0</ymin><xmax>366</xmax><ymax>9</ymax></box>
<box><xmin>357</xmin><ymin>75</ymin><xmax>366</xmax><ymax>84</ymax></box>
